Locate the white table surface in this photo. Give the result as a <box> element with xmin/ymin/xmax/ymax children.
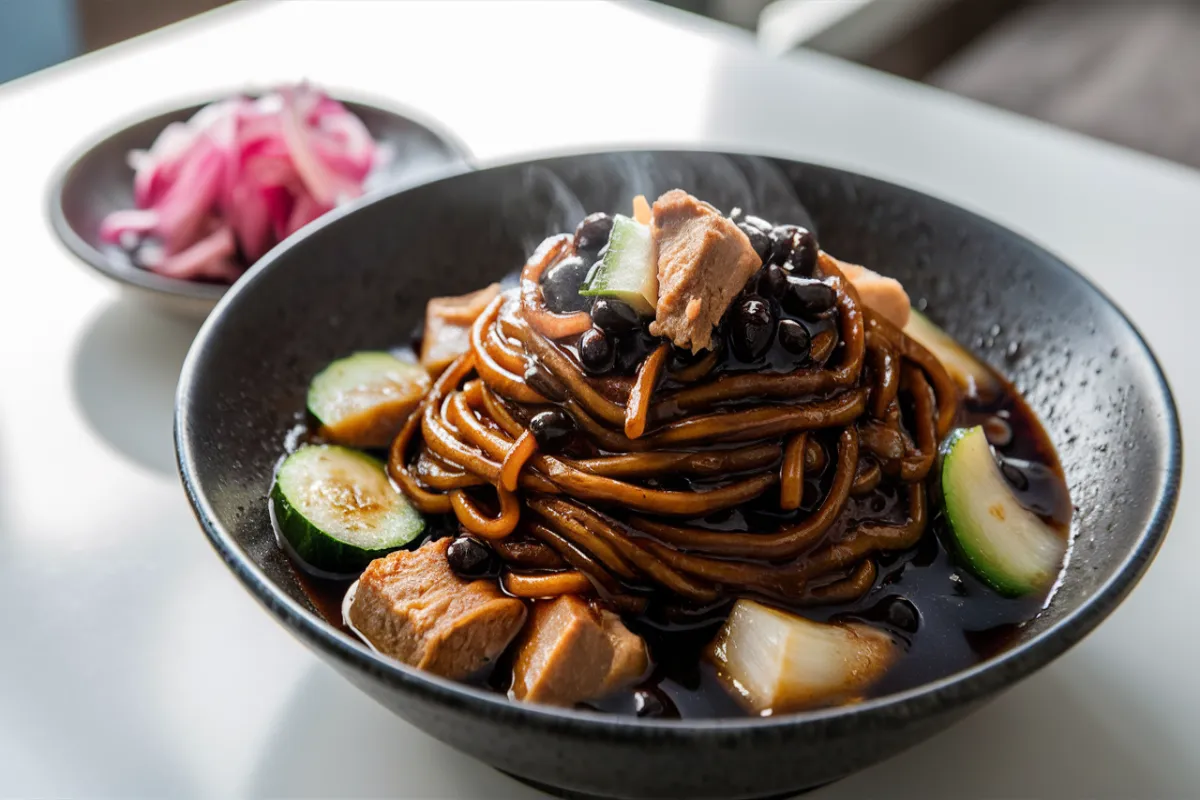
<box><xmin>1</xmin><ymin>1</ymin><xmax>1195</xmax><ymax>797</ymax></box>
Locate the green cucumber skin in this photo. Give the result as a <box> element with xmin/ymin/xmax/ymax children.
<box><xmin>271</xmin><ymin>447</ymin><xmax>424</xmax><ymax>574</ymax></box>
<box><xmin>578</xmin><ymin>215</ymin><xmax>655</xmax><ymax>314</ymax></box>
<box><xmin>939</xmin><ymin>427</ymin><xmax>1060</xmax><ymax>597</ymax></box>
<box><xmin>939</xmin><ymin>428</ymin><xmax>1026</xmax><ymax>596</ymax></box>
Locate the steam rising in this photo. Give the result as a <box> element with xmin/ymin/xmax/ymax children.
<box><xmin>503</xmin><ymin>153</ymin><xmax>815</xmax><ymax>256</ymax></box>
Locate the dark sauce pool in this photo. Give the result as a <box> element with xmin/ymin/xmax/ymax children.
<box><xmin>283</xmin><ymin>357</ymin><xmax>1070</xmax><ymax>720</ymax></box>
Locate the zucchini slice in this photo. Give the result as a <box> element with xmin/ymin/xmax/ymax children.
<box><xmin>903</xmin><ymin>310</ymin><xmax>999</xmax><ymax>398</ymax></box>
<box><xmin>307</xmin><ymin>352</ymin><xmax>430</xmax><ymax>448</ymax></box>
<box><xmin>271</xmin><ymin>445</ymin><xmax>424</xmax><ymax>574</ymax></box>
<box><xmin>708</xmin><ymin>600</ymin><xmax>899</xmax><ymax>714</ymax></box>
<box><xmin>940</xmin><ymin>426</ymin><xmax>1066</xmax><ymax>596</ymax></box>
<box><xmin>578</xmin><ymin>214</ymin><xmax>657</xmax><ymax>316</ymax></box>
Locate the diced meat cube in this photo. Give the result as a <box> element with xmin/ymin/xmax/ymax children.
<box><xmin>511</xmin><ymin>595</ymin><xmax>613</xmax><ymax>706</ymax></box>
<box><xmin>598</xmin><ymin>610</ymin><xmax>650</xmax><ymax>694</ymax></box>
<box><xmin>510</xmin><ymin>596</ymin><xmax>650</xmax><ymax>707</ymax></box>
<box><xmin>823</xmin><ymin>253</ymin><xmax>910</xmax><ymax>328</ymax></box>
<box><xmin>649</xmin><ymin>190</ymin><xmax>762</xmax><ymax>353</ymax></box>
<box><xmin>348</xmin><ymin>538</ymin><xmax>526</xmax><ymax>680</ymax></box>
<box><xmin>420</xmin><ymin>283</ymin><xmax>501</xmax><ymax>375</ymax></box>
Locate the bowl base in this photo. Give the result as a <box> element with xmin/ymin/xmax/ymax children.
<box><xmin>500</xmin><ymin>771</ymin><xmax>831</xmax><ymax>800</ymax></box>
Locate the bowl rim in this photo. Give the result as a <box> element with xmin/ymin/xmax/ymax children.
<box><xmin>45</xmin><ymin>85</ymin><xmax>473</xmax><ymax>302</ymax></box>
<box><xmin>175</xmin><ymin>146</ymin><xmax>1182</xmax><ymax>739</ymax></box>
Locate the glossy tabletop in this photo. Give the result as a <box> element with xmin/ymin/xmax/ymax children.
<box><xmin>0</xmin><ymin>1</ymin><xmax>1195</xmax><ymax>797</ymax></box>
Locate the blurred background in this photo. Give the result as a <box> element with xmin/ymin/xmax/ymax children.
<box><xmin>5</xmin><ymin>0</ymin><xmax>1199</xmax><ymax>170</ymax></box>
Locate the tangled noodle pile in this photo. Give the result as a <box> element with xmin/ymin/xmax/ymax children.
<box><xmin>389</xmin><ymin>235</ymin><xmax>959</xmax><ymax>613</ymax></box>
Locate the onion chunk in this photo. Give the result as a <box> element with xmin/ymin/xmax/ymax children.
<box><xmin>708</xmin><ymin>600</ymin><xmax>899</xmax><ymax>714</ymax></box>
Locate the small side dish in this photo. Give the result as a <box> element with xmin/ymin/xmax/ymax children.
<box><xmin>99</xmin><ymin>83</ymin><xmax>382</xmax><ymax>283</ymax></box>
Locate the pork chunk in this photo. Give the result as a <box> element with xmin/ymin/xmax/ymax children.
<box><xmin>420</xmin><ymin>283</ymin><xmax>501</xmax><ymax>376</ymax></box>
<box><xmin>511</xmin><ymin>595</ymin><xmax>612</xmax><ymax>706</ymax></box>
<box><xmin>598</xmin><ymin>610</ymin><xmax>650</xmax><ymax>694</ymax></box>
<box><xmin>649</xmin><ymin>190</ymin><xmax>762</xmax><ymax>353</ymax></box>
<box><xmin>510</xmin><ymin>597</ymin><xmax>651</xmax><ymax>707</ymax></box>
<box><xmin>822</xmin><ymin>253</ymin><xmax>910</xmax><ymax>328</ymax></box>
<box><xmin>349</xmin><ymin>538</ymin><xmax>526</xmax><ymax>680</ymax></box>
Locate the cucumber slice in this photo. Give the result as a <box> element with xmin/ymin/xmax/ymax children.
<box><xmin>271</xmin><ymin>445</ymin><xmax>425</xmax><ymax>574</ymax></box>
<box><xmin>307</xmin><ymin>352</ymin><xmax>430</xmax><ymax>448</ymax></box>
<box><xmin>940</xmin><ymin>426</ymin><xmax>1066</xmax><ymax>596</ymax></box>
<box><xmin>903</xmin><ymin>310</ymin><xmax>999</xmax><ymax>398</ymax></box>
<box><xmin>579</xmin><ymin>214</ymin><xmax>657</xmax><ymax>316</ymax></box>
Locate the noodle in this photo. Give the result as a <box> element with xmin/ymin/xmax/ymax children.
<box><xmin>519</xmin><ymin>235</ymin><xmax>593</xmax><ymax>339</ymax></box>
<box><xmin>779</xmin><ymin>433</ymin><xmax>807</xmax><ymax>512</ymax></box>
<box><xmin>503</xmin><ymin>570</ymin><xmax>594</xmax><ymax>598</ymax></box>
<box><xmin>391</xmin><ymin>240</ymin><xmax>957</xmax><ymax>610</ymax></box>
<box><xmin>499</xmin><ymin>429</ymin><xmax>538</xmax><ymax>492</ymax></box>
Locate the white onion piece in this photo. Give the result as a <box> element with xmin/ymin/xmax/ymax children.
<box><xmin>708</xmin><ymin>600</ymin><xmax>899</xmax><ymax>715</ymax></box>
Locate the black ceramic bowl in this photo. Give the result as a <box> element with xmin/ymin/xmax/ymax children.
<box><xmin>49</xmin><ymin>89</ymin><xmax>469</xmax><ymax>319</ymax></box>
<box><xmin>175</xmin><ymin>151</ymin><xmax>1180</xmax><ymax>800</ymax></box>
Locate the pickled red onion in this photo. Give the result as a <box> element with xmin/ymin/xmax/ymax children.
<box><xmin>101</xmin><ymin>84</ymin><xmax>378</xmax><ymax>283</ymax></box>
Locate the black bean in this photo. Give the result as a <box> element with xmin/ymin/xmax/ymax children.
<box><xmin>446</xmin><ymin>536</ymin><xmax>497</xmax><ymax>578</ymax></box>
<box><xmin>757</xmin><ymin>262</ymin><xmax>788</xmax><ymax>299</ymax></box>
<box><xmin>614</xmin><ymin>331</ymin><xmax>655</xmax><ymax>374</ymax></box>
<box><xmin>786</xmin><ymin>229</ymin><xmax>819</xmax><ymax>276</ymax></box>
<box><xmin>573</xmin><ymin>212</ymin><xmax>614</xmax><ymax>255</ymax></box>
<box><xmin>738</xmin><ymin>222</ymin><xmax>772</xmax><ymax>263</ymax></box>
<box><xmin>883</xmin><ymin>596</ymin><xmax>920</xmax><ymax>634</ymax></box>
<box><xmin>783</xmin><ymin>276</ymin><xmax>837</xmax><ymax>318</ymax></box>
<box><xmin>769</xmin><ymin>224</ymin><xmax>802</xmax><ymax>265</ymax></box>
<box><xmin>728</xmin><ymin>296</ymin><xmax>774</xmax><ymax>361</ymax></box>
<box><xmin>590</xmin><ymin>298</ymin><xmax>641</xmax><ymax>333</ymax></box>
<box><xmin>541</xmin><ymin>256</ymin><xmax>592</xmax><ymax>313</ymax></box>
<box><xmin>1001</xmin><ymin>461</ymin><xmax>1030</xmax><ymax>492</ymax></box>
<box><xmin>579</xmin><ymin>327</ymin><xmax>615</xmax><ymax>373</ymax></box>
<box><xmin>529</xmin><ymin>409</ymin><xmax>576</xmax><ymax>453</ymax></box>
<box><xmin>777</xmin><ymin>319</ymin><xmax>811</xmax><ymax>356</ymax></box>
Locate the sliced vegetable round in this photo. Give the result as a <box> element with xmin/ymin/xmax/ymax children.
<box><xmin>940</xmin><ymin>426</ymin><xmax>1067</xmax><ymax>596</ymax></box>
<box><xmin>271</xmin><ymin>444</ymin><xmax>425</xmax><ymax>574</ymax></box>
<box><xmin>307</xmin><ymin>352</ymin><xmax>430</xmax><ymax>448</ymax></box>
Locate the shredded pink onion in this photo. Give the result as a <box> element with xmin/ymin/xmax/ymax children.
<box><xmin>101</xmin><ymin>84</ymin><xmax>378</xmax><ymax>283</ymax></box>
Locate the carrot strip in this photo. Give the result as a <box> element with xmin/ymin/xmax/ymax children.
<box><xmin>624</xmin><ymin>343</ymin><xmax>669</xmax><ymax>439</ymax></box>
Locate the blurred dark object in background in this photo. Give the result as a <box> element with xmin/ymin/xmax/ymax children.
<box><xmin>929</xmin><ymin>1</ymin><xmax>1200</xmax><ymax>171</ymax></box>
<box><xmin>757</xmin><ymin>0</ymin><xmax>1200</xmax><ymax>171</ymax></box>
<box><xmin>76</xmin><ymin>0</ymin><xmax>229</xmax><ymax>51</ymax></box>
<box><xmin>0</xmin><ymin>0</ymin><xmax>229</xmax><ymax>84</ymax></box>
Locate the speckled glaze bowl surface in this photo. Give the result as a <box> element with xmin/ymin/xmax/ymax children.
<box><xmin>175</xmin><ymin>151</ymin><xmax>1180</xmax><ymax>800</ymax></box>
<box><xmin>49</xmin><ymin>89</ymin><xmax>469</xmax><ymax>319</ymax></box>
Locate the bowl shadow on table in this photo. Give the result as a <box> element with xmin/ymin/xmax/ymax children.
<box><xmin>817</xmin><ymin>657</ymin><xmax>1184</xmax><ymax>799</ymax></box>
<box><xmin>70</xmin><ymin>300</ymin><xmax>202</xmax><ymax>476</ymax></box>
<box><xmin>246</xmin><ymin>665</ymin><xmax>545</xmax><ymax>799</ymax></box>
